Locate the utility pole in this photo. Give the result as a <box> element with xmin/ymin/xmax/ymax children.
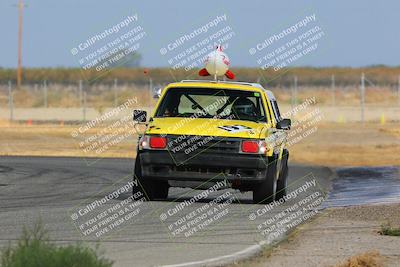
<box><xmin>17</xmin><ymin>0</ymin><xmax>25</xmax><ymax>88</ymax></box>
<box><xmin>360</xmin><ymin>73</ymin><xmax>365</xmax><ymax>124</ymax></box>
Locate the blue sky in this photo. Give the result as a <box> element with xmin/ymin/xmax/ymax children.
<box><xmin>0</xmin><ymin>0</ymin><xmax>398</xmax><ymax>68</ymax></box>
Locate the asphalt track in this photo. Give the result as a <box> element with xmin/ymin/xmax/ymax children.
<box><xmin>0</xmin><ymin>156</ymin><xmax>398</xmax><ymax>267</ymax></box>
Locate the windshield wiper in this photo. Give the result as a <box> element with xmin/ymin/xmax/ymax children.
<box><xmin>184</xmin><ymin>94</ymin><xmax>208</xmax><ymax>115</ymax></box>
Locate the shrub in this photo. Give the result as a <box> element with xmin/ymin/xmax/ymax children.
<box><xmin>379</xmin><ymin>223</ymin><xmax>400</xmax><ymax>236</ymax></box>
<box><xmin>1</xmin><ymin>221</ymin><xmax>113</xmax><ymax>267</ymax></box>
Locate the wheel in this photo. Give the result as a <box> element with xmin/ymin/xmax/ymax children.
<box><xmin>253</xmin><ymin>157</ymin><xmax>277</xmax><ymax>204</ymax></box>
<box><xmin>276</xmin><ymin>150</ymin><xmax>289</xmax><ymax>200</ymax></box>
<box><xmin>132</xmin><ymin>154</ymin><xmax>149</xmax><ymax>199</ymax></box>
<box><xmin>133</xmin><ymin>154</ymin><xmax>169</xmax><ymax>200</ymax></box>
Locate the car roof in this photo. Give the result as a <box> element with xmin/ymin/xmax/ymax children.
<box><xmin>166</xmin><ymin>80</ymin><xmax>270</xmax><ymax>94</ymax></box>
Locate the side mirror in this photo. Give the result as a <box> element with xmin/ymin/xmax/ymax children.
<box><xmin>153</xmin><ymin>88</ymin><xmax>162</xmax><ymax>99</ymax></box>
<box><xmin>276</xmin><ymin>118</ymin><xmax>291</xmax><ymax>130</ymax></box>
<box><xmin>133</xmin><ymin>110</ymin><xmax>147</xmax><ymax>123</ymax></box>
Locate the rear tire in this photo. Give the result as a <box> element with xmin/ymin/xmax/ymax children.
<box><xmin>276</xmin><ymin>150</ymin><xmax>289</xmax><ymax>200</ymax></box>
<box><xmin>133</xmin><ymin>154</ymin><xmax>169</xmax><ymax>200</ymax></box>
<box><xmin>253</xmin><ymin>158</ymin><xmax>277</xmax><ymax>204</ymax></box>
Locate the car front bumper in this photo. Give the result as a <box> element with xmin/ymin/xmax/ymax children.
<box><xmin>139</xmin><ymin>150</ymin><xmax>269</xmax><ymax>183</ymax></box>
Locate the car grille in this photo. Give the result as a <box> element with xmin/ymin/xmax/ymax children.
<box><xmin>166</xmin><ymin>135</ymin><xmax>240</xmax><ymax>154</ymax></box>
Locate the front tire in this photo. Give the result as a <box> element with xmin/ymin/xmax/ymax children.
<box><xmin>253</xmin><ymin>158</ymin><xmax>277</xmax><ymax>204</ymax></box>
<box><xmin>133</xmin><ymin>154</ymin><xmax>169</xmax><ymax>200</ymax></box>
<box><xmin>276</xmin><ymin>150</ymin><xmax>289</xmax><ymax>200</ymax></box>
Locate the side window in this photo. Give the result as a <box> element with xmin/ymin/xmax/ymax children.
<box><xmin>272</xmin><ymin>100</ymin><xmax>282</xmax><ymax>122</ymax></box>
<box><xmin>269</xmin><ymin>100</ymin><xmax>277</xmax><ymax>124</ymax></box>
<box><xmin>247</xmin><ymin>96</ymin><xmax>265</xmax><ymax>117</ymax></box>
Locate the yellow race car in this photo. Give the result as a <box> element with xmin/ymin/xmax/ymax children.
<box><xmin>133</xmin><ymin>80</ymin><xmax>291</xmax><ymax>204</ymax></box>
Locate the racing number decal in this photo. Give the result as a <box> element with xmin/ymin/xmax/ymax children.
<box><xmin>218</xmin><ymin>125</ymin><xmax>252</xmax><ymax>133</ymax></box>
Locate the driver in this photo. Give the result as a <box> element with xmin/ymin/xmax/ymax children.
<box><xmin>163</xmin><ymin>94</ymin><xmax>180</xmax><ymax>117</ymax></box>
<box><xmin>231</xmin><ymin>97</ymin><xmax>258</xmax><ymax>120</ymax></box>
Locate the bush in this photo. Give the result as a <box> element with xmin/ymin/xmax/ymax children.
<box><xmin>379</xmin><ymin>223</ymin><xmax>400</xmax><ymax>236</ymax></box>
<box><xmin>334</xmin><ymin>250</ymin><xmax>383</xmax><ymax>267</ymax></box>
<box><xmin>1</xmin><ymin>221</ymin><xmax>113</xmax><ymax>267</ymax></box>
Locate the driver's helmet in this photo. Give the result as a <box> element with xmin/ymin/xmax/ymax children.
<box><xmin>231</xmin><ymin>97</ymin><xmax>257</xmax><ymax>117</ymax></box>
<box><xmin>164</xmin><ymin>94</ymin><xmax>180</xmax><ymax>116</ymax></box>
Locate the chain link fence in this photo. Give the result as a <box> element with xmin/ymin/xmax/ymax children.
<box><xmin>0</xmin><ymin>74</ymin><xmax>399</xmax><ymax>123</ymax></box>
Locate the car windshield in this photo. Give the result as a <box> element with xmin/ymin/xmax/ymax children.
<box><xmin>155</xmin><ymin>87</ymin><xmax>267</xmax><ymax>122</ymax></box>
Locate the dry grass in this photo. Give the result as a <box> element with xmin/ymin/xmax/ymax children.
<box><xmin>333</xmin><ymin>251</ymin><xmax>384</xmax><ymax>267</ymax></box>
<box><xmin>290</xmin><ymin>122</ymin><xmax>400</xmax><ymax>166</ymax></box>
<box><xmin>380</xmin><ymin>127</ymin><xmax>400</xmax><ymax>138</ymax></box>
<box><xmin>0</xmin><ymin>124</ymin><xmax>136</xmax><ymax>158</ymax></box>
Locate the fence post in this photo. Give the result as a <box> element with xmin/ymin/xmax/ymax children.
<box><xmin>79</xmin><ymin>80</ymin><xmax>83</xmax><ymax>108</ymax></box>
<box><xmin>83</xmin><ymin>91</ymin><xmax>87</xmax><ymax>122</ymax></box>
<box><xmin>290</xmin><ymin>81</ymin><xmax>294</xmax><ymax>110</ymax></box>
<box><xmin>149</xmin><ymin>78</ymin><xmax>153</xmax><ymax>115</ymax></box>
<box><xmin>293</xmin><ymin>76</ymin><xmax>298</xmax><ymax>107</ymax></box>
<box><xmin>331</xmin><ymin>74</ymin><xmax>335</xmax><ymax>106</ymax></box>
<box><xmin>398</xmin><ymin>75</ymin><xmax>400</xmax><ymax>106</ymax></box>
<box><xmin>360</xmin><ymin>73</ymin><xmax>365</xmax><ymax>124</ymax></box>
<box><xmin>113</xmin><ymin>78</ymin><xmax>118</xmax><ymax>107</ymax></box>
<box><xmin>43</xmin><ymin>80</ymin><xmax>48</xmax><ymax>108</ymax></box>
<box><xmin>8</xmin><ymin>80</ymin><xmax>13</xmax><ymax>122</ymax></box>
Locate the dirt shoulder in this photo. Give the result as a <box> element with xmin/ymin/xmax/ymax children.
<box><xmin>0</xmin><ymin>123</ymin><xmax>136</xmax><ymax>158</ymax></box>
<box><xmin>230</xmin><ymin>204</ymin><xmax>400</xmax><ymax>267</ymax></box>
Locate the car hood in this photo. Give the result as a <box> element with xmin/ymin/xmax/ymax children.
<box><xmin>146</xmin><ymin>117</ymin><xmax>267</xmax><ymax>139</ymax></box>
